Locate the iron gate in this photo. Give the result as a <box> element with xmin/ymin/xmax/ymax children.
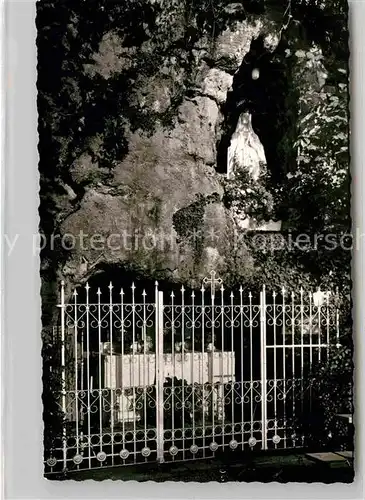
<box><xmin>44</xmin><ymin>273</ymin><xmax>340</xmax><ymax>473</ymax></box>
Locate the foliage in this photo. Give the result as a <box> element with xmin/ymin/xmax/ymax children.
<box><xmin>242</xmin><ymin>230</ymin><xmax>351</xmax><ymax>297</ymax></box>
<box><xmin>42</xmin><ymin>327</ymin><xmax>65</xmax><ymax>455</ymax></box>
<box><xmin>218</xmin><ymin>1</ymin><xmax>349</xmax><ymax>235</ymax></box>
<box><xmin>172</xmin><ymin>193</ymin><xmax>220</xmax><ymax>257</ymax></box>
<box><xmin>172</xmin><ymin>195</ymin><xmax>207</xmax><ymax>240</ymax></box>
<box><xmin>221</xmin><ymin>0</ymin><xmax>351</xmax><ymax>294</ymax></box>
<box><xmin>37</xmin><ymin>1</ymin><xmax>157</xmax><ymax>177</ymax></box>
<box><xmin>282</xmin><ymin>0</ymin><xmax>349</xmax><ymax>233</ymax></box>
<box><xmin>298</xmin><ymin>345</ymin><xmax>353</xmax><ymax>450</ymax></box>
<box><xmin>280</xmin><ymin>62</ymin><xmax>349</xmax><ymax>232</ymax></box>
<box><xmin>223</xmin><ymin>163</ymin><xmax>276</xmax><ymax>224</ymax></box>
<box><xmin>293</xmin><ymin>0</ymin><xmax>349</xmax><ymax>71</ymax></box>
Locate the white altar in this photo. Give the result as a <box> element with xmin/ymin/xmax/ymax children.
<box><xmin>104</xmin><ymin>351</ymin><xmax>235</xmax><ymax>423</ymax></box>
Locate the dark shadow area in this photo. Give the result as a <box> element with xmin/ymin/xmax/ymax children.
<box><xmin>50</xmin><ymin>449</ymin><xmax>355</xmax><ymax>483</ymax></box>
<box><xmin>76</xmin><ymin>264</ymin><xmax>188</xmax><ymax>304</ymax></box>
<box><xmin>216</xmin><ymin>35</ymin><xmax>298</xmax><ymax>185</ymax></box>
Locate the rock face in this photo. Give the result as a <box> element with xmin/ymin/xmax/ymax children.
<box><xmin>39</xmin><ymin>3</ymin><xmax>332</xmax><ymax>297</ymax></box>
<box><xmin>60</xmin><ymin>94</ymin><xmax>256</xmax><ymax>289</ymax></box>
<box><xmin>61</xmin><ymin>124</ymin><xmax>245</xmax><ymax>288</ymax></box>
<box><xmin>56</xmin><ymin>15</ymin><xmax>287</xmax><ymax>291</ymax></box>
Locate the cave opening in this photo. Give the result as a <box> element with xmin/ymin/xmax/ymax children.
<box><xmin>75</xmin><ymin>264</ymin><xmax>185</xmax><ymax>305</ymax></box>
<box><xmin>73</xmin><ymin>264</ymin><xmax>255</xmax><ymax>382</ymax></box>
<box><xmin>216</xmin><ymin>34</ymin><xmax>298</xmax><ymax>186</ymax></box>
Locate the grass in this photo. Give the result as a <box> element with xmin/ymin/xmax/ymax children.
<box><xmin>49</xmin><ymin>451</ymin><xmax>354</xmax><ymax>483</ymax></box>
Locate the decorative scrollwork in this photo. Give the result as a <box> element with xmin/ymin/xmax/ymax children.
<box><xmin>73</xmin><ymin>454</ymin><xmax>83</xmax><ymax>465</ymax></box>
<box><xmin>248</xmin><ymin>437</ymin><xmax>257</xmax><ymax>447</ymax></box>
<box><xmin>96</xmin><ymin>451</ymin><xmax>107</xmax><ymax>462</ymax></box>
<box><xmin>229</xmin><ymin>439</ymin><xmax>238</xmax><ymax>450</ymax></box>
<box><xmin>267</xmin><ymin>419</ymin><xmax>276</xmax><ymax>430</ymax></box>
<box><xmin>243</xmin><ymin>422</ymin><xmax>251</xmax><ymax>432</ymax></box>
<box><xmin>209</xmin><ymin>441</ymin><xmax>219</xmax><ymax>452</ymax></box>
<box><xmin>169</xmin><ymin>445</ymin><xmax>179</xmax><ymax>456</ymax></box>
<box><xmin>120</xmin><ymin>449</ymin><xmax>129</xmax><ymax>460</ymax></box>
<box><xmin>272</xmin><ymin>435</ymin><xmax>281</xmax><ymax>445</ymax></box>
<box><xmin>46</xmin><ymin>457</ymin><xmax>57</xmax><ymax>467</ymax></box>
<box><xmin>141</xmin><ymin>447</ymin><xmax>151</xmax><ymax>457</ymax></box>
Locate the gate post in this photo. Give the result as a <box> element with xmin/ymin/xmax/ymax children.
<box><xmin>155</xmin><ymin>288</ymin><xmax>164</xmax><ymax>463</ymax></box>
<box><xmin>260</xmin><ymin>285</ymin><xmax>268</xmax><ymax>450</ymax></box>
<box><xmin>60</xmin><ymin>280</ymin><xmax>67</xmax><ymax>470</ymax></box>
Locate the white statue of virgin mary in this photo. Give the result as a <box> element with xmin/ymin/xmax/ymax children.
<box><xmin>227</xmin><ymin>112</ymin><xmax>266</xmax><ymax>181</ymax></box>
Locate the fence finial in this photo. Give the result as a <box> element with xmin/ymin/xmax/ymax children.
<box><xmin>202</xmin><ymin>270</ymin><xmax>223</xmax><ymax>299</ymax></box>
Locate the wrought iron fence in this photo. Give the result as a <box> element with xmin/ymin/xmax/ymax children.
<box><xmin>44</xmin><ymin>273</ymin><xmax>340</xmax><ymax>473</ymax></box>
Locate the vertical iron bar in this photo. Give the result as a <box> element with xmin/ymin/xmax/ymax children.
<box><xmin>211</xmin><ymin>290</ymin><xmax>215</xmax><ymax>448</ymax></box>
<box><xmin>309</xmin><ymin>291</ymin><xmax>313</xmax><ymax>416</ymax></box>
<box><xmin>120</xmin><ymin>288</ymin><xmax>125</xmax><ymax>456</ymax></box>
<box><xmin>85</xmin><ymin>283</ymin><xmax>91</xmax><ymax>468</ymax></box>
<box><xmin>73</xmin><ymin>290</ymin><xmax>79</xmax><ymax>457</ymax></box>
<box><xmin>300</xmin><ymin>288</ymin><xmax>304</xmax><ymax>430</ymax></box>
<box><xmin>309</xmin><ymin>291</ymin><xmax>313</xmax><ymax>365</ymax></box>
<box><xmin>260</xmin><ymin>285</ymin><xmax>267</xmax><ymax>450</ymax></box>
<box><xmin>156</xmin><ymin>290</ymin><xmax>164</xmax><ymax>463</ymax></box>
<box><xmin>192</xmin><ymin>291</ymin><xmax>196</xmax><ymax>452</ymax></box>
<box><xmin>282</xmin><ymin>287</ymin><xmax>286</xmax><ymax>448</ymax></box>
<box><xmin>81</xmin><ymin>330</ymin><xmax>84</xmax><ymax>393</ymax></box>
<box><xmin>249</xmin><ymin>291</ymin><xmax>253</xmax><ymax>447</ymax></box>
<box><xmin>326</xmin><ymin>291</ymin><xmax>330</xmax><ymax>358</ymax></box>
<box><xmin>336</xmin><ymin>287</ymin><xmax>340</xmax><ymax>348</ymax></box>
<box><xmin>109</xmin><ymin>283</ymin><xmax>114</xmax><ymax>465</ymax></box>
<box><xmin>97</xmin><ymin>288</ymin><xmax>102</xmax><ymax>454</ymax></box>
<box><xmin>131</xmin><ymin>283</ymin><xmax>136</xmax><ymax>461</ymax></box>
<box><xmin>143</xmin><ymin>290</ymin><xmax>147</xmax><ymax>452</ymax></box>
<box><xmin>171</xmin><ymin>291</ymin><xmax>175</xmax><ymax>451</ymax></box>
<box><xmin>80</xmin><ymin>330</ymin><xmax>84</xmax><ymax>435</ymax></box>
<box><xmin>273</xmin><ymin>291</ymin><xmax>277</xmax><ymax>447</ymax></box>
<box><xmin>181</xmin><ymin>286</ymin><xmax>185</xmax><ymax>461</ymax></box>
<box><xmin>221</xmin><ymin>286</ymin><xmax>225</xmax><ymax>449</ymax></box>
<box><xmin>318</xmin><ymin>288</ymin><xmax>322</xmax><ymax>362</ymax></box>
<box><xmin>240</xmin><ymin>286</ymin><xmax>244</xmax><ymax>450</ymax></box>
<box><xmin>291</xmin><ymin>291</ymin><xmax>295</xmax><ymax>438</ymax></box>
<box><xmin>60</xmin><ymin>281</ymin><xmax>67</xmax><ymax>471</ymax></box>
<box><xmin>201</xmin><ymin>285</ymin><xmax>206</xmax><ymax>458</ymax></box>
<box><xmin>230</xmin><ymin>291</ymin><xmax>234</xmax><ymax>443</ymax></box>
